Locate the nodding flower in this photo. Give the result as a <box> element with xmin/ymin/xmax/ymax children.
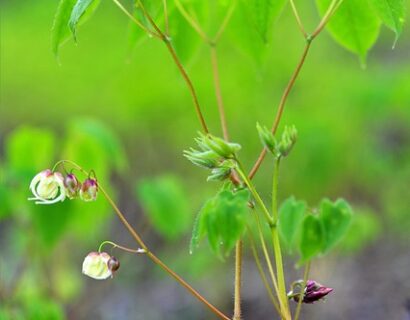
<box><xmin>82</xmin><ymin>252</ymin><xmax>117</xmax><ymax>280</ymax></box>
<box><xmin>80</xmin><ymin>178</ymin><xmax>98</xmax><ymax>202</ymax></box>
<box><xmin>289</xmin><ymin>280</ymin><xmax>333</xmax><ymax>304</ymax></box>
<box><xmin>28</xmin><ymin>169</ymin><xmax>66</xmax><ymax>205</ymax></box>
<box><xmin>64</xmin><ymin>173</ymin><xmax>81</xmax><ymax>199</ymax></box>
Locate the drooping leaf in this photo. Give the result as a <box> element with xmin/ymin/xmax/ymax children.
<box><xmin>316</xmin><ymin>0</ymin><xmax>381</xmax><ymax>63</ymax></box>
<box><xmin>319</xmin><ymin>198</ymin><xmax>353</xmax><ymax>253</ymax></box>
<box><xmin>369</xmin><ymin>0</ymin><xmax>406</xmax><ymax>46</ymax></box>
<box><xmin>278</xmin><ymin>196</ymin><xmax>306</xmax><ymax>253</ymax></box>
<box><xmin>69</xmin><ymin>0</ymin><xmax>101</xmax><ymax>41</ymax></box>
<box><xmin>136</xmin><ymin>175</ymin><xmax>192</xmax><ymax>240</ymax></box>
<box><xmin>246</xmin><ymin>0</ymin><xmax>287</xmax><ymax>42</ymax></box>
<box><xmin>51</xmin><ymin>0</ymin><xmax>77</xmax><ymax>57</ymax></box>
<box><xmin>195</xmin><ymin>188</ymin><xmax>250</xmax><ymax>258</ymax></box>
<box><xmin>299</xmin><ymin>215</ymin><xmax>324</xmax><ymax>264</ymax></box>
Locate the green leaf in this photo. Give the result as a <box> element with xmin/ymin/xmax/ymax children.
<box><xmin>69</xmin><ymin>0</ymin><xmax>101</xmax><ymax>41</ymax></box>
<box><xmin>299</xmin><ymin>214</ymin><xmax>324</xmax><ymax>264</ymax></box>
<box><xmin>5</xmin><ymin>126</ymin><xmax>56</xmax><ymax>180</ymax></box>
<box><xmin>196</xmin><ymin>188</ymin><xmax>250</xmax><ymax>258</ymax></box>
<box><xmin>189</xmin><ymin>200</ymin><xmax>211</xmax><ymax>254</ymax></box>
<box><xmin>316</xmin><ymin>0</ymin><xmax>381</xmax><ymax>63</ymax></box>
<box><xmin>51</xmin><ymin>0</ymin><xmax>77</xmax><ymax>57</ymax></box>
<box><xmin>246</xmin><ymin>0</ymin><xmax>287</xmax><ymax>42</ymax></box>
<box><xmin>278</xmin><ymin>196</ymin><xmax>306</xmax><ymax>253</ymax></box>
<box><xmin>319</xmin><ymin>198</ymin><xmax>353</xmax><ymax>253</ymax></box>
<box><xmin>369</xmin><ymin>0</ymin><xmax>406</xmax><ymax>46</ymax></box>
<box><xmin>136</xmin><ymin>175</ymin><xmax>192</xmax><ymax>240</ymax></box>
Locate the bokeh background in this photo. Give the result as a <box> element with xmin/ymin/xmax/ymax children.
<box><xmin>1</xmin><ymin>0</ymin><xmax>410</xmax><ymax>319</ymax></box>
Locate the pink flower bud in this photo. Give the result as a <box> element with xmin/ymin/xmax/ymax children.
<box><xmin>292</xmin><ymin>280</ymin><xmax>333</xmax><ymax>304</ymax></box>
<box><xmin>80</xmin><ymin>178</ymin><xmax>98</xmax><ymax>202</ymax></box>
<box><xmin>64</xmin><ymin>173</ymin><xmax>81</xmax><ymax>199</ymax></box>
<box><xmin>107</xmin><ymin>256</ymin><xmax>120</xmax><ymax>273</ymax></box>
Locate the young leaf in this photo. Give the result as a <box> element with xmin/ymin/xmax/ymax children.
<box><xmin>51</xmin><ymin>0</ymin><xmax>77</xmax><ymax>57</ymax></box>
<box><xmin>69</xmin><ymin>0</ymin><xmax>101</xmax><ymax>41</ymax></box>
<box><xmin>299</xmin><ymin>215</ymin><xmax>324</xmax><ymax>264</ymax></box>
<box><xmin>369</xmin><ymin>0</ymin><xmax>406</xmax><ymax>46</ymax></box>
<box><xmin>316</xmin><ymin>0</ymin><xmax>381</xmax><ymax>64</ymax></box>
<box><xmin>198</xmin><ymin>188</ymin><xmax>250</xmax><ymax>258</ymax></box>
<box><xmin>246</xmin><ymin>0</ymin><xmax>287</xmax><ymax>42</ymax></box>
<box><xmin>278</xmin><ymin>196</ymin><xmax>306</xmax><ymax>253</ymax></box>
<box><xmin>319</xmin><ymin>198</ymin><xmax>353</xmax><ymax>253</ymax></box>
<box><xmin>136</xmin><ymin>175</ymin><xmax>191</xmax><ymax>240</ymax></box>
<box><xmin>189</xmin><ymin>200</ymin><xmax>211</xmax><ymax>254</ymax></box>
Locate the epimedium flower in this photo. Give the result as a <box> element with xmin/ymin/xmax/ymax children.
<box><xmin>28</xmin><ymin>169</ymin><xmax>66</xmax><ymax>204</ymax></box>
<box><xmin>82</xmin><ymin>252</ymin><xmax>119</xmax><ymax>280</ymax></box>
<box><xmin>64</xmin><ymin>173</ymin><xmax>81</xmax><ymax>199</ymax></box>
<box><xmin>289</xmin><ymin>280</ymin><xmax>333</xmax><ymax>304</ymax></box>
<box><xmin>80</xmin><ymin>178</ymin><xmax>98</xmax><ymax>202</ymax></box>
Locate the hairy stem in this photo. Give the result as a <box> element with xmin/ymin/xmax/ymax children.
<box><xmin>233</xmin><ymin>240</ymin><xmax>243</xmax><ymax>320</ymax></box>
<box><xmin>294</xmin><ymin>262</ymin><xmax>311</xmax><ymax>320</ymax></box>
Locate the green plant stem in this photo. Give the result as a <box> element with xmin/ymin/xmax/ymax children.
<box><xmin>248</xmin><ymin>0</ymin><xmax>344</xmax><ymax>180</ymax></box>
<box><xmin>294</xmin><ymin>262</ymin><xmax>311</xmax><ymax>320</ymax></box>
<box><xmin>98</xmin><ymin>240</ymin><xmax>147</xmax><ymax>254</ymax></box>
<box><xmin>111</xmin><ymin>0</ymin><xmax>160</xmax><ymax>39</ymax></box>
<box><xmin>289</xmin><ymin>0</ymin><xmax>307</xmax><ymax>38</ymax></box>
<box><xmin>246</xmin><ymin>227</ymin><xmax>282</xmax><ymax>315</ymax></box>
<box><xmin>54</xmin><ymin>160</ymin><xmax>229</xmax><ymax>320</ymax></box>
<box><xmin>162</xmin><ymin>0</ymin><xmax>170</xmax><ymax>36</ymax></box>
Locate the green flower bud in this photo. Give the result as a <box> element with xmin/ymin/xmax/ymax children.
<box><xmin>183</xmin><ymin>149</ymin><xmax>220</xmax><ymax>169</ymax></box>
<box><xmin>206</xmin><ymin>160</ymin><xmax>236</xmax><ymax>182</ymax></box>
<box><xmin>278</xmin><ymin>125</ymin><xmax>297</xmax><ymax>157</ymax></box>
<box><xmin>202</xmin><ymin>134</ymin><xmax>241</xmax><ymax>159</ymax></box>
<box><xmin>256</xmin><ymin>122</ymin><xmax>277</xmax><ymax>154</ymax></box>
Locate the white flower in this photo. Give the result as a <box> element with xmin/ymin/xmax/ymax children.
<box><xmin>82</xmin><ymin>252</ymin><xmax>113</xmax><ymax>280</ymax></box>
<box><xmin>28</xmin><ymin>169</ymin><xmax>66</xmax><ymax>205</ymax></box>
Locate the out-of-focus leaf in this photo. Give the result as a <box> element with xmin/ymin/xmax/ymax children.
<box><xmin>339</xmin><ymin>210</ymin><xmax>381</xmax><ymax>253</ymax></box>
<box><xmin>299</xmin><ymin>215</ymin><xmax>324</xmax><ymax>264</ymax></box>
<box><xmin>369</xmin><ymin>0</ymin><xmax>406</xmax><ymax>46</ymax></box>
<box><xmin>69</xmin><ymin>0</ymin><xmax>101</xmax><ymax>41</ymax></box>
<box><xmin>189</xmin><ymin>200</ymin><xmax>210</xmax><ymax>254</ymax></box>
<box><xmin>199</xmin><ymin>188</ymin><xmax>250</xmax><ymax>258</ymax></box>
<box><xmin>316</xmin><ymin>0</ymin><xmax>381</xmax><ymax>64</ymax></box>
<box><xmin>24</xmin><ymin>297</ymin><xmax>65</xmax><ymax>320</ymax></box>
<box><xmin>5</xmin><ymin>126</ymin><xmax>56</xmax><ymax>180</ymax></box>
<box><xmin>136</xmin><ymin>175</ymin><xmax>191</xmax><ymax>240</ymax></box>
<box><xmin>246</xmin><ymin>0</ymin><xmax>286</xmax><ymax>42</ymax></box>
<box><xmin>319</xmin><ymin>198</ymin><xmax>353</xmax><ymax>253</ymax></box>
<box><xmin>278</xmin><ymin>196</ymin><xmax>306</xmax><ymax>253</ymax></box>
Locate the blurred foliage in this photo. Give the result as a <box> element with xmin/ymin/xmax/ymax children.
<box><xmin>1</xmin><ymin>0</ymin><xmax>410</xmax><ymax>318</ymax></box>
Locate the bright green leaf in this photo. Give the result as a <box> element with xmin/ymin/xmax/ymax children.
<box><xmin>246</xmin><ymin>0</ymin><xmax>286</xmax><ymax>42</ymax></box>
<box><xmin>196</xmin><ymin>188</ymin><xmax>250</xmax><ymax>258</ymax></box>
<box><xmin>299</xmin><ymin>215</ymin><xmax>324</xmax><ymax>264</ymax></box>
<box><xmin>278</xmin><ymin>196</ymin><xmax>306</xmax><ymax>253</ymax></box>
<box><xmin>69</xmin><ymin>0</ymin><xmax>101</xmax><ymax>41</ymax></box>
<box><xmin>52</xmin><ymin>0</ymin><xmax>77</xmax><ymax>57</ymax></box>
<box><xmin>189</xmin><ymin>200</ymin><xmax>210</xmax><ymax>254</ymax></box>
<box><xmin>369</xmin><ymin>0</ymin><xmax>406</xmax><ymax>46</ymax></box>
<box><xmin>316</xmin><ymin>0</ymin><xmax>381</xmax><ymax>63</ymax></box>
<box><xmin>136</xmin><ymin>175</ymin><xmax>191</xmax><ymax>240</ymax></box>
<box><xmin>319</xmin><ymin>198</ymin><xmax>353</xmax><ymax>253</ymax></box>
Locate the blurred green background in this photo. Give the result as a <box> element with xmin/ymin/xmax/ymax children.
<box><xmin>1</xmin><ymin>0</ymin><xmax>410</xmax><ymax>319</ymax></box>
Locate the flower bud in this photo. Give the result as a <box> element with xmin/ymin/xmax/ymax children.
<box><xmin>107</xmin><ymin>256</ymin><xmax>120</xmax><ymax>273</ymax></box>
<box><xmin>256</xmin><ymin>122</ymin><xmax>277</xmax><ymax>154</ymax></box>
<box><xmin>183</xmin><ymin>149</ymin><xmax>220</xmax><ymax>169</ymax></box>
<box><xmin>278</xmin><ymin>125</ymin><xmax>297</xmax><ymax>157</ymax></box>
<box><xmin>28</xmin><ymin>169</ymin><xmax>66</xmax><ymax>204</ymax></box>
<box><xmin>201</xmin><ymin>134</ymin><xmax>241</xmax><ymax>159</ymax></box>
<box><xmin>82</xmin><ymin>252</ymin><xmax>113</xmax><ymax>280</ymax></box>
<box><xmin>80</xmin><ymin>178</ymin><xmax>98</xmax><ymax>202</ymax></box>
<box><xmin>64</xmin><ymin>173</ymin><xmax>81</xmax><ymax>199</ymax></box>
<box><xmin>207</xmin><ymin>160</ymin><xmax>236</xmax><ymax>182</ymax></box>
<box><xmin>289</xmin><ymin>280</ymin><xmax>333</xmax><ymax>304</ymax></box>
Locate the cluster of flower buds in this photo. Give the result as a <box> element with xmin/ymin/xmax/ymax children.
<box><xmin>82</xmin><ymin>252</ymin><xmax>120</xmax><ymax>280</ymax></box>
<box><xmin>257</xmin><ymin>123</ymin><xmax>298</xmax><ymax>158</ymax></box>
<box><xmin>29</xmin><ymin>169</ymin><xmax>98</xmax><ymax>204</ymax></box>
<box><xmin>184</xmin><ymin>133</ymin><xmax>241</xmax><ymax>182</ymax></box>
<box><xmin>288</xmin><ymin>279</ymin><xmax>333</xmax><ymax>304</ymax></box>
